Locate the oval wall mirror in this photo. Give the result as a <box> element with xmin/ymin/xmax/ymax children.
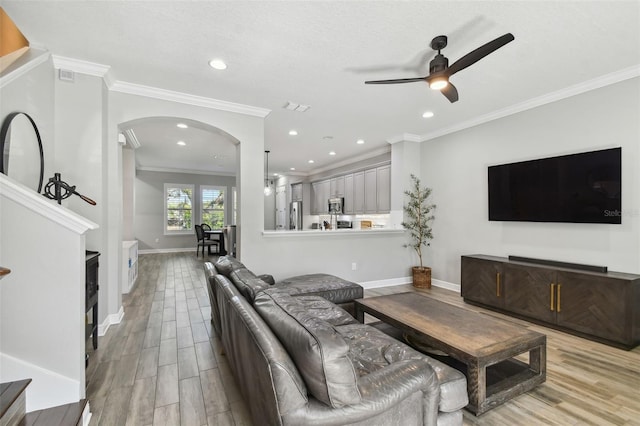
<box><xmin>0</xmin><ymin>112</ymin><xmax>45</xmax><ymax>193</ymax></box>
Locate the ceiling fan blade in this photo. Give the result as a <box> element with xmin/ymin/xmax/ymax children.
<box><xmin>441</xmin><ymin>82</ymin><xmax>459</xmax><ymax>103</ymax></box>
<box><xmin>446</xmin><ymin>33</ymin><xmax>514</xmax><ymax>76</ymax></box>
<box><xmin>364</xmin><ymin>77</ymin><xmax>426</xmax><ymax>84</ymax></box>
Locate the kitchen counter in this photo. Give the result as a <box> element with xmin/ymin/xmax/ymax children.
<box><xmin>262</xmin><ymin>228</ymin><xmax>404</xmax><ymax>237</ymax></box>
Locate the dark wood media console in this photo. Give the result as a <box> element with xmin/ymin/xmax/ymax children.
<box><xmin>461</xmin><ymin>255</ymin><xmax>640</xmax><ymax>349</ymax></box>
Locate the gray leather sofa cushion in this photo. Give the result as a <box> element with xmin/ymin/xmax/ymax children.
<box><xmin>338</xmin><ymin>323</ymin><xmax>467</xmax><ymax>413</ymax></box>
<box><xmin>213</xmin><ymin>255</ymin><xmax>245</xmax><ymax>276</ymax></box>
<box><xmin>293</xmin><ymin>294</ymin><xmax>359</xmax><ymax>327</ymax></box>
<box><xmin>228</xmin><ymin>268</ymin><xmax>271</xmax><ymax>303</ymax></box>
<box><xmin>367</xmin><ymin>323</ymin><xmax>469</xmax><ymax>413</ymax></box>
<box><xmin>254</xmin><ymin>290</ymin><xmax>361</xmax><ymax>408</ymax></box>
<box><xmin>277</xmin><ymin>273</ymin><xmax>363</xmax><ymax>304</ymax></box>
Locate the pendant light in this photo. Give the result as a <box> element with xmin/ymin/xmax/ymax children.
<box><xmin>264</xmin><ymin>150</ymin><xmax>272</xmax><ymax>196</ymax></box>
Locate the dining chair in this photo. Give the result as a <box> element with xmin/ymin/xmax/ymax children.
<box><xmin>195</xmin><ymin>224</ymin><xmax>219</xmax><ymax>257</ymax></box>
<box><xmin>201</xmin><ymin>223</ymin><xmax>212</xmax><ymax>239</ymax></box>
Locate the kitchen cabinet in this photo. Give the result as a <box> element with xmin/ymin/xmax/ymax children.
<box><xmin>353</xmin><ymin>172</ymin><xmax>365</xmax><ymax>214</ymax></box>
<box><xmin>364</xmin><ymin>168</ymin><xmax>377</xmax><ymax>213</ymax></box>
<box><xmin>330</xmin><ymin>176</ymin><xmax>344</xmax><ymax>197</ymax></box>
<box><xmin>291</xmin><ymin>183</ymin><xmax>303</xmax><ymax>202</ymax></box>
<box><xmin>461</xmin><ymin>254</ymin><xmax>640</xmax><ymax>349</ymax></box>
<box><xmin>312</xmin><ymin>180</ymin><xmax>330</xmax><ymax>214</ymax></box>
<box><xmin>343</xmin><ymin>174</ymin><xmax>354</xmax><ymax>214</ymax></box>
<box><xmin>376</xmin><ymin>165</ymin><xmax>390</xmax><ymax>213</ymax></box>
<box><xmin>310</xmin><ymin>163</ymin><xmax>390</xmax><ymax>215</ymax></box>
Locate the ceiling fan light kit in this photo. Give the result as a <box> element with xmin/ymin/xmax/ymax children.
<box><xmin>365</xmin><ymin>33</ymin><xmax>514</xmax><ymax>103</ymax></box>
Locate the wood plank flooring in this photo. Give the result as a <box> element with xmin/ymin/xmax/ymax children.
<box><xmin>85</xmin><ymin>252</ymin><xmax>251</xmax><ymax>426</ymax></box>
<box><xmin>87</xmin><ymin>252</ymin><xmax>640</xmax><ymax>425</ymax></box>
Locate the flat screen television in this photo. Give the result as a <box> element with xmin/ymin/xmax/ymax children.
<box><xmin>488</xmin><ymin>147</ymin><xmax>621</xmax><ymax>224</ymax></box>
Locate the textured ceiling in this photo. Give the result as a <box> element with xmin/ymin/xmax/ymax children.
<box><xmin>3</xmin><ymin>1</ymin><xmax>639</xmax><ymax>176</ymax></box>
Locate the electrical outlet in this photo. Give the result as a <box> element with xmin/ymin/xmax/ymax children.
<box><xmin>351</xmin><ymin>262</ymin><xmax>357</xmax><ymax>271</ymax></box>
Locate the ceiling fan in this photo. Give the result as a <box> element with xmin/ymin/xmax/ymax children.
<box><xmin>365</xmin><ymin>33</ymin><xmax>514</xmax><ymax>103</ymax></box>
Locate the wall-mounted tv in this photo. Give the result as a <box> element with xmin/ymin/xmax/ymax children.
<box><xmin>488</xmin><ymin>147</ymin><xmax>621</xmax><ymax>224</ymax></box>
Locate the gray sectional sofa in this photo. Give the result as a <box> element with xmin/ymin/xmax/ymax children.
<box><xmin>204</xmin><ymin>256</ymin><xmax>468</xmax><ymax>426</ymax></box>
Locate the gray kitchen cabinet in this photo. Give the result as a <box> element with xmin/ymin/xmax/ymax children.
<box><xmin>312</xmin><ymin>180</ymin><xmax>330</xmax><ymax>214</ymax></box>
<box><xmin>364</xmin><ymin>168</ymin><xmax>377</xmax><ymax>213</ymax></box>
<box><xmin>353</xmin><ymin>171</ymin><xmax>365</xmax><ymax>214</ymax></box>
<box><xmin>343</xmin><ymin>174</ymin><xmax>354</xmax><ymax>214</ymax></box>
<box><xmin>291</xmin><ymin>183</ymin><xmax>303</xmax><ymax>202</ymax></box>
<box><xmin>376</xmin><ymin>165</ymin><xmax>390</xmax><ymax>213</ymax></box>
<box><xmin>330</xmin><ymin>176</ymin><xmax>345</xmax><ymax>197</ymax></box>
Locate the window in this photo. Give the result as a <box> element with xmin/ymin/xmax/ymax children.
<box><xmin>164</xmin><ymin>183</ymin><xmax>194</xmax><ymax>234</ymax></box>
<box><xmin>201</xmin><ymin>185</ymin><xmax>225</xmax><ymax>229</ymax></box>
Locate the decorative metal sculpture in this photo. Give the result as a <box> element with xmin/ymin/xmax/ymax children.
<box><xmin>43</xmin><ymin>173</ymin><xmax>96</xmax><ymax>205</ymax></box>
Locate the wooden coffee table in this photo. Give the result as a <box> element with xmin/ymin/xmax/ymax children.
<box><xmin>354</xmin><ymin>292</ymin><xmax>546</xmax><ymax>415</ymax></box>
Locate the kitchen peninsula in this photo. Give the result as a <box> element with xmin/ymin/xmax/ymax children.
<box><xmin>263</xmin><ymin>228</ymin><xmax>404</xmax><ymax>237</ymax></box>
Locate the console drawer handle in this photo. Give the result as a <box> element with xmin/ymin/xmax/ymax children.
<box><xmin>557</xmin><ymin>284</ymin><xmax>561</xmax><ymax>312</ymax></box>
<box><xmin>496</xmin><ymin>272</ymin><xmax>501</xmax><ymax>297</ymax></box>
<box><xmin>550</xmin><ymin>283</ymin><xmax>555</xmax><ymax>311</ymax></box>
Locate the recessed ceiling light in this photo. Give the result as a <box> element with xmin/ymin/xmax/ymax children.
<box><xmin>329</xmin><ymin>151</ymin><xmax>336</xmax><ymax>156</ymax></box>
<box><xmin>208</xmin><ymin>59</ymin><xmax>227</xmax><ymax>70</ymax></box>
<box><xmin>290</xmin><ymin>167</ymin><xmax>296</xmax><ymax>171</ymax></box>
<box><xmin>356</xmin><ymin>139</ymin><xmax>365</xmax><ymax>145</ymax></box>
<box><xmin>422</xmin><ymin>111</ymin><xmax>435</xmax><ymax>118</ymax></box>
<box><xmin>177</xmin><ymin>123</ymin><xmax>188</xmax><ymax>129</ymax></box>
<box><xmin>322</xmin><ymin>136</ymin><xmax>333</xmax><ymax>141</ymax></box>
<box><xmin>308</xmin><ymin>160</ymin><xmax>314</xmax><ymax>164</ymax></box>
<box><xmin>289</xmin><ymin>130</ymin><xmax>298</xmax><ymax>136</ymax></box>
<box><xmin>177</xmin><ymin>141</ymin><xmax>186</xmax><ymax>146</ymax></box>
<box><xmin>273</xmin><ymin>173</ymin><xmax>279</xmax><ymax>176</ymax></box>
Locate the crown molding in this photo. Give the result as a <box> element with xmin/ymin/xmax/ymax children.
<box><xmin>51</xmin><ymin>55</ymin><xmax>110</xmax><ymax>77</ymax></box>
<box><xmin>123</xmin><ymin>129</ymin><xmax>141</xmax><ymax>149</ymax></box>
<box><xmin>109</xmin><ymin>80</ymin><xmax>271</xmax><ymax>118</ymax></box>
<box><xmin>49</xmin><ymin>56</ymin><xmax>271</xmax><ymax>118</ymax></box>
<box><xmin>307</xmin><ymin>145</ymin><xmax>391</xmax><ymax>176</ymax></box>
<box><xmin>0</xmin><ymin>174</ymin><xmax>98</xmax><ymax>234</ymax></box>
<box><xmin>0</xmin><ymin>48</ymin><xmax>49</xmax><ymax>89</ymax></box>
<box><xmin>386</xmin><ymin>133</ymin><xmax>421</xmax><ymax>144</ymax></box>
<box><xmin>136</xmin><ymin>166</ymin><xmax>236</xmax><ymax>177</ymax></box>
<box><xmin>420</xmin><ymin>65</ymin><xmax>640</xmax><ymax>142</ymax></box>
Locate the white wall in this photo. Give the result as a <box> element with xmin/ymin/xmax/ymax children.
<box><xmin>0</xmin><ymin>55</ymin><xmax>98</xmax><ymax>410</ymax></box>
<box><xmin>421</xmin><ymin>78</ymin><xmax>640</xmax><ymax>285</ymax></box>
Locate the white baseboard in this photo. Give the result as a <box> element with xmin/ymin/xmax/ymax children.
<box><xmin>138</xmin><ymin>247</ymin><xmax>196</xmax><ymax>255</ymax></box>
<box><xmin>432</xmin><ymin>278</ymin><xmax>461</xmax><ymax>293</ymax></box>
<box><xmin>360</xmin><ymin>276</ymin><xmax>413</xmax><ymax>289</ymax></box>
<box><xmin>98</xmin><ymin>306</ymin><xmax>124</xmax><ymax>336</ymax></box>
<box><xmin>0</xmin><ymin>352</ymin><xmax>81</xmax><ymax>412</ymax></box>
<box><xmin>360</xmin><ymin>276</ymin><xmax>460</xmax><ymax>293</ymax></box>
<box><xmin>82</xmin><ymin>401</ymin><xmax>92</xmax><ymax>426</ymax></box>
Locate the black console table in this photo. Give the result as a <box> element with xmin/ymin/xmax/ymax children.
<box><xmin>461</xmin><ymin>254</ymin><xmax>640</xmax><ymax>349</ymax></box>
<box><xmin>86</xmin><ymin>251</ymin><xmax>100</xmax><ymax>352</ymax></box>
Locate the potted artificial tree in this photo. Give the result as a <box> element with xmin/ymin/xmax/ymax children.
<box><xmin>402</xmin><ymin>174</ymin><xmax>436</xmax><ymax>289</ymax></box>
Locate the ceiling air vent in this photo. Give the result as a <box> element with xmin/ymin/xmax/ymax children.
<box><xmin>283</xmin><ymin>101</ymin><xmax>310</xmax><ymax>112</ymax></box>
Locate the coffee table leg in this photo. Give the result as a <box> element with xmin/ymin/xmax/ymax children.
<box><xmin>467</xmin><ymin>360</ymin><xmax>486</xmax><ymax>415</ymax></box>
<box><xmin>355</xmin><ymin>304</ymin><xmax>365</xmax><ymax>323</ymax></box>
<box><xmin>530</xmin><ymin>344</ymin><xmax>546</xmax><ymax>377</ymax></box>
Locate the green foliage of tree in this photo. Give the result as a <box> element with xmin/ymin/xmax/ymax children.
<box><xmin>402</xmin><ymin>174</ymin><xmax>436</xmax><ymax>269</ymax></box>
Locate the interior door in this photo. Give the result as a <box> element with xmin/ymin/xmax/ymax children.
<box><xmin>275</xmin><ymin>185</ymin><xmax>287</xmax><ymax>230</ymax></box>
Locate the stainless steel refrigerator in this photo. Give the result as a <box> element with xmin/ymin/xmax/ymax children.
<box><xmin>290</xmin><ymin>201</ymin><xmax>303</xmax><ymax>230</ymax></box>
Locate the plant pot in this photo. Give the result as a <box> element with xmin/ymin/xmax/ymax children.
<box><xmin>412</xmin><ymin>266</ymin><xmax>431</xmax><ymax>289</ymax></box>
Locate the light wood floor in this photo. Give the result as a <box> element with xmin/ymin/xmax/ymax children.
<box><xmin>86</xmin><ymin>252</ymin><xmax>640</xmax><ymax>425</ymax></box>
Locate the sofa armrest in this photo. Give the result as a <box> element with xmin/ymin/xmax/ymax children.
<box><xmin>257</xmin><ymin>273</ymin><xmax>276</xmax><ymax>285</ymax></box>
<box><xmin>282</xmin><ymin>359</ymin><xmax>439</xmax><ymax>426</ymax></box>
